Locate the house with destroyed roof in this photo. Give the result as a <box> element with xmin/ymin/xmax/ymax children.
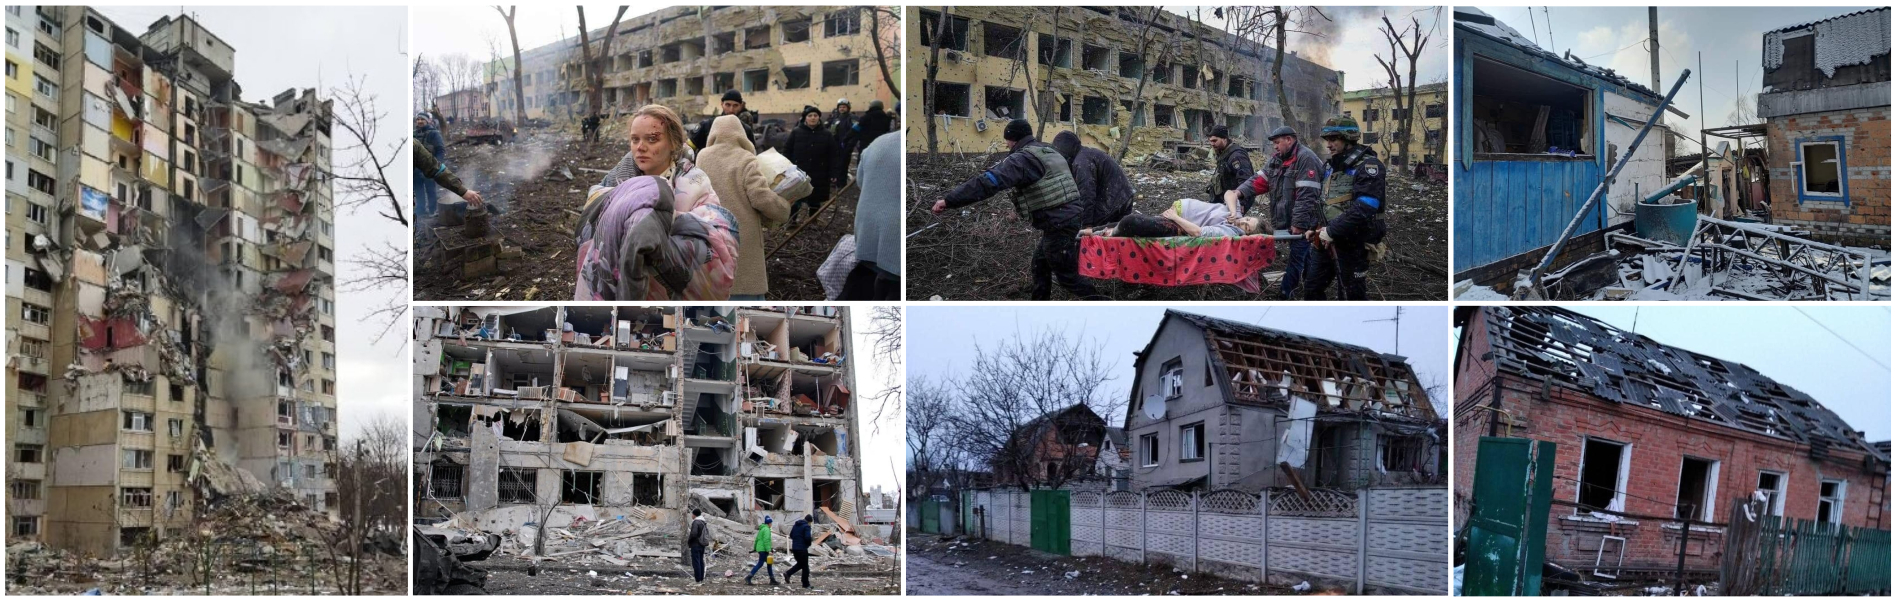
<box><xmin>1122</xmin><ymin>310</ymin><xmax>1442</xmax><ymax>493</ymax></box>
<box><xmin>1453</xmin><ymin>306</ymin><xmax>1891</xmax><ymax>576</ymax></box>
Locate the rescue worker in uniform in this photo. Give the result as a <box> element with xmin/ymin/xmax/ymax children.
<box><xmin>931</xmin><ymin>119</ymin><xmax>1106</xmax><ymax>300</ymax></box>
<box><xmin>1229</xmin><ymin>126</ymin><xmax>1324</xmax><ymax>298</ymax></box>
<box><xmin>1300</xmin><ymin>116</ymin><xmax>1387</xmax><ymax>301</ymax></box>
<box><xmin>1205</xmin><ymin>125</ymin><xmax>1255</xmax><ymax>214</ymax></box>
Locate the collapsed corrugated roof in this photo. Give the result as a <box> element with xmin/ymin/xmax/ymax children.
<box><xmin>1453</xmin><ymin>7</ymin><xmax>1663</xmax><ymax>100</ymax></box>
<box><xmin>1477</xmin><ymin>306</ymin><xmax>1878</xmax><ymax>454</ymax></box>
<box><xmin>1166</xmin><ymin>310</ymin><xmax>1436</xmax><ymax>422</ymax></box>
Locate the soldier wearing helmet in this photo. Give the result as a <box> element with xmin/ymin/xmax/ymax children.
<box><xmin>1302</xmin><ymin>116</ymin><xmax>1388</xmax><ymax>301</ymax></box>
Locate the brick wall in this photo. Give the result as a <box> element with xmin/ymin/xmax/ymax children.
<box><xmin>1453</xmin><ymin>308</ymin><xmax>1890</xmax><ymax>572</ymax></box>
<box><xmin>1765</xmin><ymin>106</ymin><xmax>1892</xmax><ymax>247</ymax></box>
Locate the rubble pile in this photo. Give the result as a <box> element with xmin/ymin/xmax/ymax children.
<box><xmin>906</xmin><ymin>152</ymin><xmax>1449</xmax><ymax>300</ymax></box>
<box><xmin>448</xmin><ymin>507</ymin><xmax>892</xmax><ymax>571</ymax></box>
<box><xmin>6</xmin><ymin>493</ymin><xmax>404</xmax><ymax>595</ymax></box>
<box><xmin>907</xmin><ymin>533</ymin><xmax>1299</xmax><ymax>596</ymax></box>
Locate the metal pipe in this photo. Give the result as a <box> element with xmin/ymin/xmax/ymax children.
<box><xmin>1521</xmin><ymin>69</ymin><xmax>1692</xmax><ymax>296</ymax></box>
<box><xmin>1642</xmin><ymin>175</ymin><xmax>1697</xmax><ymax>204</ymax></box>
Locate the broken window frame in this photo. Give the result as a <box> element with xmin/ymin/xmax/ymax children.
<box><xmin>781</xmin><ymin>65</ymin><xmax>811</xmax><ymax>90</ymax></box>
<box><xmin>981</xmin><ymin>21</ymin><xmax>1025</xmax><ymax>59</ymax></box>
<box><xmin>121</xmin><ymin>487</ymin><xmax>153</xmax><ymax>508</ymax></box>
<box><xmin>1378</xmin><ymin>434</ymin><xmax>1427</xmax><ymax>473</ymax></box>
<box><xmin>821</xmin><ymin>59</ymin><xmax>859</xmax><ymax>88</ymax></box>
<box><xmin>1469</xmin><ymin>56</ymin><xmax>1594</xmax><ymax>160</ymax></box>
<box><xmin>1081</xmin><ymin>44</ymin><xmax>1110</xmax><ymax>71</ymax></box>
<box><xmin>1080</xmin><ymin>96</ymin><xmax>1110</xmax><ymax>125</ymax></box>
<box><xmin>1179</xmin><ymin>421</ymin><xmax>1205</xmax><ymax>462</ymax></box>
<box><xmin>1036</xmin><ymin>34</ymin><xmax>1072</xmax><ymax>68</ymax></box>
<box><xmin>1672</xmin><ymin>455</ymin><xmax>1719</xmax><ymax>521</ymax></box>
<box><xmin>823</xmin><ymin>9</ymin><xmax>861</xmax><ymax>38</ymax></box>
<box><xmin>742</xmin><ymin>69</ymin><xmax>769</xmax><ymax>93</ymax></box>
<box><xmin>782</xmin><ymin>18</ymin><xmax>812</xmax><ymax>44</ymax></box>
<box><xmin>918</xmin><ymin>11</ymin><xmax>969</xmax><ymax>51</ymax></box>
<box><xmin>562</xmin><ymin>470</ymin><xmax>604</xmax><ymax>505</ymax></box>
<box><xmin>1575</xmin><ymin>436</ymin><xmax>1631</xmax><ymax>514</ymax></box>
<box><xmin>982</xmin><ymin>86</ymin><xmax>1024</xmax><ymax>120</ymax></box>
<box><xmin>744</xmin><ymin>26</ymin><xmax>772</xmax><ymax>50</ymax></box>
<box><xmin>1816</xmin><ymin>479</ymin><xmax>1846</xmax><ymax>524</ymax></box>
<box><xmin>925</xmin><ymin>82</ymin><xmax>971</xmax><ymax>118</ymax></box>
<box><xmin>11</xmin><ymin>516</ymin><xmax>38</xmax><ymax>537</ymax></box>
<box><xmin>1795</xmin><ymin>138</ymin><xmax>1846</xmax><ymax>201</ymax></box>
<box><xmin>1755</xmin><ymin>469</ymin><xmax>1787</xmax><ymax>517</ymax></box>
<box><xmin>1160</xmin><ymin>358</ymin><xmax>1183</xmax><ymax>399</ymax></box>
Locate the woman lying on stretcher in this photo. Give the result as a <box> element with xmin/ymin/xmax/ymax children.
<box><xmin>1079</xmin><ymin>198</ymin><xmax>1266</xmax><ymax>239</ymax></box>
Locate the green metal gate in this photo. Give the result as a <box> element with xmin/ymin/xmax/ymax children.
<box><xmin>919</xmin><ymin>499</ymin><xmax>942</xmax><ymax>534</ymax></box>
<box><xmin>962</xmin><ymin>491</ymin><xmax>977</xmax><ymax>536</ymax></box>
<box><xmin>1725</xmin><ymin>514</ymin><xmax>1891</xmax><ymax>595</ymax></box>
<box><xmin>1029</xmin><ymin>489</ymin><xmax>1071</xmax><ymax>555</ymax></box>
<box><xmin>1462</xmin><ymin>436</ymin><xmax>1556</xmax><ymax>596</ymax></box>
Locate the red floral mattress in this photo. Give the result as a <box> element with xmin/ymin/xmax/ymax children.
<box><xmin>1079</xmin><ymin>235</ymin><xmax>1279</xmax><ymax>293</ymax></box>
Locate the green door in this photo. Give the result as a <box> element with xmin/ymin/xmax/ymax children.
<box><xmin>1029</xmin><ymin>489</ymin><xmax>1071</xmax><ymax>555</ymax></box>
<box><xmin>962</xmin><ymin>491</ymin><xmax>977</xmax><ymax>535</ymax></box>
<box><xmin>919</xmin><ymin>499</ymin><xmax>942</xmax><ymax>533</ymax></box>
<box><xmin>1463</xmin><ymin>437</ymin><xmax>1556</xmax><ymax>596</ymax></box>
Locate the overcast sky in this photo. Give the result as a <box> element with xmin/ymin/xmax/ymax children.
<box><xmin>852</xmin><ymin>308</ymin><xmax>903</xmax><ymax>497</ymax></box>
<box><xmin>909</xmin><ymin>305</ymin><xmax>1453</xmax><ymax>430</ymax></box>
<box><xmin>1454</xmin><ymin>306</ymin><xmax>1891</xmax><ymax>441</ymax></box>
<box><xmin>412</xmin><ymin>4</ymin><xmax>657</xmax><ymax>74</ymax></box>
<box><xmin>1171</xmin><ymin>6</ymin><xmax>1451</xmax><ymax>92</ymax></box>
<box><xmin>93</xmin><ymin>6</ymin><xmax>411</xmax><ymax>440</ymax></box>
<box><xmin>1470</xmin><ymin>6</ymin><xmax>1872</xmax><ymax>145</ymax></box>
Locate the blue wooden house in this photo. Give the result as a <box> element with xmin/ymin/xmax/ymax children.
<box><xmin>1452</xmin><ymin>8</ymin><xmax>1676</xmax><ymax>281</ymax></box>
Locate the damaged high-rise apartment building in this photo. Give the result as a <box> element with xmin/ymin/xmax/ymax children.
<box><xmin>412</xmin><ymin>306</ymin><xmax>862</xmax><ymax>548</ymax></box>
<box><xmin>4</xmin><ymin>8</ymin><xmax>338</xmax><ymax>554</ymax></box>
<box><xmin>905</xmin><ymin>6</ymin><xmax>1343</xmax><ymax>159</ymax></box>
<box><xmin>487</xmin><ymin>6</ymin><xmax>898</xmax><ymax>124</ymax></box>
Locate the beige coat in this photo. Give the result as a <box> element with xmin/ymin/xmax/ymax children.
<box><xmin>696</xmin><ymin>115</ymin><xmax>791</xmax><ymax>296</ymax></box>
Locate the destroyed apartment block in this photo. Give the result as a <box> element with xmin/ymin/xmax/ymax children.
<box><xmin>498</xmin><ymin>6</ymin><xmax>897</xmax><ymax>126</ymax></box>
<box><xmin>905</xmin><ymin>6</ymin><xmax>1342</xmax><ymax>161</ymax></box>
<box><xmin>6</xmin><ymin>8</ymin><xmax>337</xmax><ymax>557</ymax></box>
<box><xmin>411</xmin><ymin>305</ymin><xmax>885</xmax><ymax>566</ymax></box>
<box><xmin>1124</xmin><ymin>310</ymin><xmax>1443</xmax><ymax>493</ymax></box>
<box><xmin>1453</xmin><ymin>306</ymin><xmax>1891</xmax><ymax>584</ymax></box>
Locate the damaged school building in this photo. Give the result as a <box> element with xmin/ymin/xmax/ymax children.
<box><xmin>5</xmin><ymin>8</ymin><xmax>338</xmax><ymax>555</ymax></box>
<box><xmin>1453</xmin><ymin>7</ymin><xmax>1887</xmax><ymax>300</ymax></box>
<box><xmin>412</xmin><ymin>305</ymin><xmax>876</xmax><ymax>562</ymax></box>
<box><xmin>486</xmin><ymin>6</ymin><xmax>898</xmax><ymax>125</ymax></box>
<box><xmin>1453</xmin><ymin>306</ymin><xmax>1890</xmax><ymax>592</ymax></box>
<box><xmin>904</xmin><ymin>6</ymin><xmax>1342</xmax><ymax>161</ymax></box>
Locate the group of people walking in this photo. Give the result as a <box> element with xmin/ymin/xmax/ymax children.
<box><xmin>933</xmin><ymin>116</ymin><xmax>1389</xmax><ymax>300</ymax></box>
<box><xmin>686</xmin><ymin>510</ymin><xmax>819</xmax><ymax>589</ymax></box>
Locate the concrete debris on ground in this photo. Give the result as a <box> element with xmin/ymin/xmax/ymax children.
<box><xmin>432</xmin><ymin>506</ymin><xmax>895</xmax><ymax>573</ymax></box>
<box><xmin>6</xmin><ymin>494</ymin><xmax>404</xmax><ymax>595</ymax></box>
<box><xmin>905</xmin><ymin>533</ymin><xmax>1308</xmax><ymax>596</ymax></box>
<box><xmin>907</xmin><ymin>153</ymin><xmax>1449</xmax><ymax>301</ymax></box>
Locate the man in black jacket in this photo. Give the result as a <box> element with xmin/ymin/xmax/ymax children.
<box><xmin>786</xmin><ymin>105</ymin><xmax>847</xmax><ymax>223</ymax></box>
<box><xmin>931</xmin><ymin>119</ymin><xmax>1105</xmax><ymax>300</ymax></box>
<box><xmin>827</xmin><ymin>98</ymin><xmax>856</xmax><ymax>159</ymax></box>
<box><xmin>1231</xmin><ymin>126</ymin><xmax>1325</xmax><ymax>298</ymax></box>
<box><xmin>687</xmin><ymin>509</ymin><xmax>710</xmax><ymax>584</ymax></box>
<box><xmin>1302</xmin><ymin>116</ymin><xmax>1388</xmax><ymax>300</ymax></box>
<box><xmin>854</xmin><ymin>100</ymin><xmax>893</xmax><ymax>150</ymax></box>
<box><xmin>1050</xmin><ymin>131</ymin><xmax>1134</xmax><ymax>229</ymax></box>
<box><xmin>692</xmin><ymin>90</ymin><xmax>753</xmax><ymax>151</ymax></box>
<box><xmin>783</xmin><ymin>514</ymin><xmax>814</xmax><ymax>588</ymax></box>
<box><xmin>1206</xmin><ymin>125</ymin><xmax>1254</xmax><ymax>214</ymax></box>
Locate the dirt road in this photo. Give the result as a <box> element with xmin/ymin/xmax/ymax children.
<box><xmin>906</xmin><ymin>533</ymin><xmax>1290</xmax><ymax>596</ymax></box>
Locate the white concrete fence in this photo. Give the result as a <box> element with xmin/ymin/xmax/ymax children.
<box><xmin>967</xmin><ymin>487</ymin><xmax>1448</xmax><ymax>595</ymax></box>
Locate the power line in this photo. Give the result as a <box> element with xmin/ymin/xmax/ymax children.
<box><xmin>1793</xmin><ymin>308</ymin><xmax>1891</xmax><ymax>371</ymax></box>
<box><xmin>1578</xmin><ymin>38</ymin><xmax>1649</xmax><ymax>62</ymax></box>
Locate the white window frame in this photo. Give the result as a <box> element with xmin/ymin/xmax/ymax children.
<box><xmin>1179</xmin><ymin>422</ymin><xmax>1205</xmax><ymax>462</ymax></box>
<box><xmin>1140</xmin><ymin>433</ymin><xmax>1159</xmax><ymax>467</ymax></box>
<box><xmin>1796</xmin><ymin>140</ymin><xmax>1846</xmax><ymax>199</ymax></box>
<box><xmin>1818</xmin><ymin>478</ymin><xmax>1847</xmax><ymax>525</ymax></box>
<box><xmin>1161</xmin><ymin>359</ymin><xmax>1183</xmax><ymax>399</ymax></box>
<box><xmin>1574</xmin><ymin>436</ymin><xmax>1632</xmax><ymax>514</ymax></box>
<box><xmin>1756</xmin><ymin>469</ymin><xmax>1787</xmax><ymax>517</ymax></box>
<box><xmin>1674</xmin><ymin>455</ymin><xmax>1720</xmax><ymax>521</ymax></box>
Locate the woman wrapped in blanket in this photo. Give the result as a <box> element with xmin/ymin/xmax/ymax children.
<box><xmin>1079</xmin><ymin>198</ymin><xmax>1265</xmax><ymax>239</ymax></box>
<box><xmin>575</xmin><ymin>104</ymin><xmax>740</xmax><ymax>300</ymax></box>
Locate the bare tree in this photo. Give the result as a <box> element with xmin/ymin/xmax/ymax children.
<box><xmin>866</xmin><ymin>7</ymin><xmax>902</xmax><ymax>98</ymax></box>
<box><xmin>412</xmin><ymin>54</ymin><xmax>441</xmax><ymax>113</ymax></box>
<box><xmin>944</xmin><ymin>328</ymin><xmax>1120</xmax><ymax>492</ymax></box>
<box><xmin>577</xmin><ymin>6</ymin><xmax>628</xmax><ymax>127</ymax></box>
<box><xmin>1115</xmin><ymin>7</ymin><xmax>1173</xmax><ymax>160</ymax></box>
<box><xmin>1376</xmin><ymin>13</ymin><xmax>1430</xmax><ymax>169</ymax></box>
<box><xmin>328</xmin><ymin>75</ymin><xmax>410</xmax><ymax>340</ymax></box>
<box><xmin>1034</xmin><ymin>7</ymin><xmax>1062</xmax><ymax>140</ymax></box>
<box><xmin>495</xmin><ymin>6</ymin><xmax>527</xmax><ymax>125</ymax></box>
<box><xmin>1224</xmin><ymin>7</ymin><xmax>1333</xmax><ymax>144</ymax></box>
<box><xmin>865</xmin><ymin>305</ymin><xmax>903</xmax><ymax>432</ymax></box>
<box><xmin>905</xmin><ymin>374</ymin><xmax>952</xmax><ymax>500</ymax></box>
<box><xmin>922</xmin><ymin>7</ymin><xmax>950</xmax><ymax>156</ymax></box>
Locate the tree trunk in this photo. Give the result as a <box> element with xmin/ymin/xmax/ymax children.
<box><xmin>924</xmin><ymin>7</ymin><xmax>948</xmax><ymax>156</ymax></box>
<box><xmin>868</xmin><ymin>8</ymin><xmax>900</xmax><ymax>98</ymax></box>
<box><xmin>1114</xmin><ymin>8</ymin><xmax>1166</xmax><ymax>161</ymax></box>
<box><xmin>1271</xmin><ymin>9</ymin><xmax>1297</xmax><ymax>145</ymax></box>
<box><xmin>1035</xmin><ymin>7</ymin><xmax>1061</xmax><ymax>140</ymax></box>
<box><xmin>498</xmin><ymin>6</ymin><xmax>527</xmax><ymax>127</ymax></box>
